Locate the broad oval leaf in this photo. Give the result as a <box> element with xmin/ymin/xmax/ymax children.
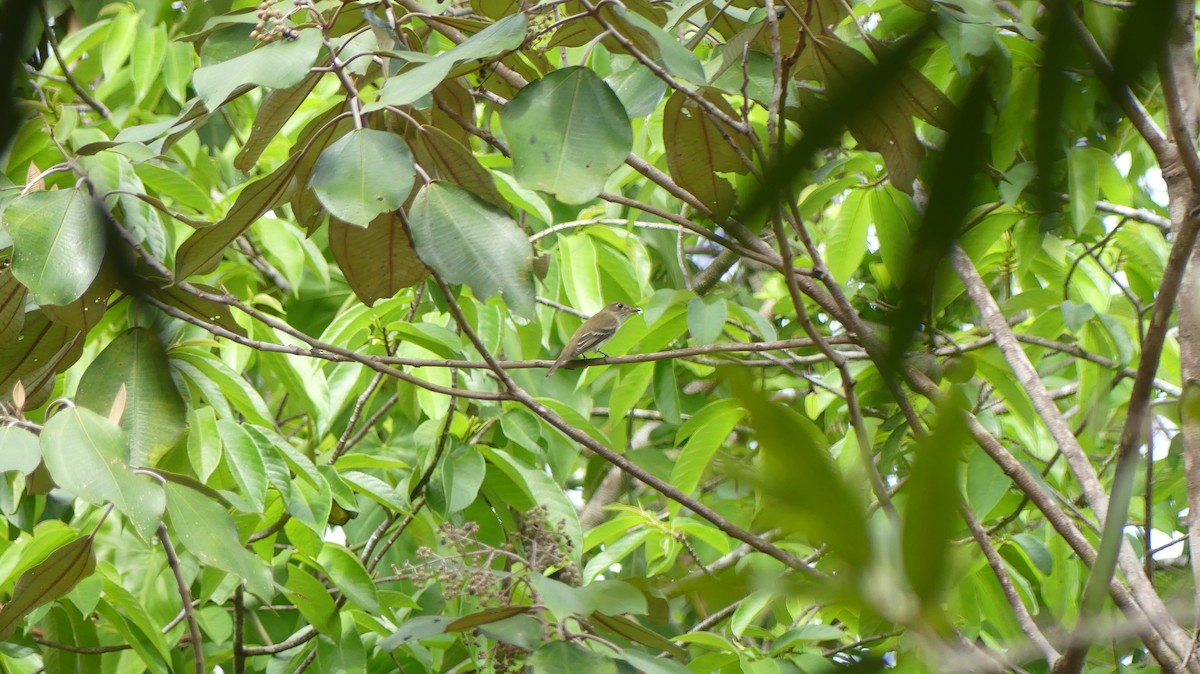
<box><xmin>76</xmin><ymin>328</ymin><xmax>187</xmax><ymax>467</ymax></box>
<box><xmin>500</xmin><ymin>67</ymin><xmax>633</xmax><ymax>204</ymax></box>
<box><xmin>407</xmin><ymin>182</ymin><xmax>534</xmax><ymax>318</ymax></box>
<box><xmin>310</xmin><ymin>129</ymin><xmax>415</xmax><ymax>227</ymax></box>
<box><xmin>2</xmin><ymin>189</ymin><xmax>106</xmax><ymax>306</ymax></box>
<box><xmin>40</xmin><ymin>407</ymin><xmax>166</xmax><ymax>541</ymax></box>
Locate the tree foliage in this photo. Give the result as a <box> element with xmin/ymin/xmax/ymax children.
<box><xmin>0</xmin><ymin>0</ymin><xmax>1198</xmax><ymax>672</ymax></box>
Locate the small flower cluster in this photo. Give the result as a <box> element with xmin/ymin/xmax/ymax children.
<box><xmin>399</xmin><ymin>521</ymin><xmax>509</xmax><ymax>604</ymax></box>
<box><xmin>517</xmin><ymin>505</ymin><xmax>578</xmax><ymax>585</ymax></box>
<box><xmin>250</xmin><ymin>0</ymin><xmax>298</xmax><ymax>43</ymax></box>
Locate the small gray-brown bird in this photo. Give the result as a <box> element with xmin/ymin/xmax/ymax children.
<box><xmin>546</xmin><ymin>302</ymin><xmax>641</xmax><ymax>377</ymax></box>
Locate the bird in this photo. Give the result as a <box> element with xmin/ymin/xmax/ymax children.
<box><xmin>546</xmin><ymin>302</ymin><xmax>641</xmax><ymax>377</ymax></box>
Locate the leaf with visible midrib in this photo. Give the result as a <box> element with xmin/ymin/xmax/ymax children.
<box><xmin>407</xmin><ymin>182</ymin><xmax>534</xmax><ymax>318</ymax></box>
<box><xmin>500</xmin><ymin>67</ymin><xmax>632</xmax><ymax>205</ymax></box>
<box><xmin>4</xmin><ymin>189</ymin><xmax>106</xmax><ymax>306</ymax></box>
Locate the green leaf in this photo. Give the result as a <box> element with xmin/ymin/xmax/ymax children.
<box><xmin>217</xmin><ymin>420</ymin><xmax>268</xmax><ymax>513</ymax></box>
<box><xmin>407</xmin><ymin>182</ymin><xmax>534</xmax><ymax>318</ymax></box>
<box><xmin>500</xmin><ymin>66</ymin><xmax>633</xmax><ymax>204</ymax></box>
<box><xmin>0</xmin><ymin>426</ymin><xmax>40</xmax><ymax>474</ymax></box>
<box><xmin>0</xmin><ymin>535</ymin><xmax>95</xmax><ymax>641</ymax></box>
<box><xmin>164</xmin><ymin>481</ymin><xmax>273</xmax><ymax>598</ymax></box>
<box><xmin>193</xmin><ymin>28</ymin><xmax>322</xmax><ymax>110</ymax></box>
<box><xmin>310</xmin><ymin>129</ymin><xmax>414</xmax><ymax>227</ymax></box>
<box><xmin>40</xmin><ymin>408</ymin><xmax>165</xmax><ymax>541</ymax></box>
<box><xmin>76</xmin><ymin>328</ymin><xmax>186</xmax><ymax>467</ymax></box>
<box><xmin>187</xmin><ymin>406</ymin><xmax>221</xmax><ymax>482</ymax></box>
<box><xmin>965</xmin><ymin>447</ymin><xmax>1007</xmax><ymax>519</ymax></box>
<box><xmin>653</xmin><ymin>361</ymin><xmax>681</xmax><ymax>425</ymax></box>
<box><xmin>670</xmin><ymin>400</ymin><xmax>744</xmax><ymax>498</ymax></box>
<box><xmin>606</xmin><ymin>63</ymin><xmax>665</xmax><ymax>119</ymax></box>
<box><xmin>2</xmin><ymin>189</ymin><xmax>106</xmax><ymax>305</ymax></box>
<box><xmin>284</xmin><ymin>564</ymin><xmax>339</xmax><ymax>635</ymax></box>
<box><xmin>432</xmin><ymin>445</ymin><xmax>485</xmax><ymax>515</ymax></box>
<box><xmin>735</xmin><ymin>379</ymin><xmax>870</xmax><ymax>570</ymax></box>
<box><xmin>826</xmin><ymin>189</ymin><xmax>872</xmax><ymax>284</ymax></box>
<box><xmin>902</xmin><ymin>388</ymin><xmax>969</xmax><ymax>609</ymax></box>
<box><xmin>1067</xmin><ymin>146</ymin><xmax>1099</xmax><ymax>233</ymax></box>
<box><xmin>615</xmin><ymin>8</ymin><xmax>706</xmax><ymax>85</ymax></box>
<box><xmin>316</xmin><ymin>545</ymin><xmax>379</xmax><ymax>613</ymax></box>
<box><xmin>367</xmin><ymin>14</ymin><xmax>528</xmax><ymax>111</ymax></box>
<box><xmin>380</xmin><ymin>615</ymin><xmax>452</xmax><ymax>650</ymax></box>
<box><xmin>686</xmin><ymin>296</ymin><xmax>727</xmax><ymax>346</ymax></box>
<box><xmin>529</xmin><ymin>641</ymin><xmax>617</xmax><ymax>674</ymax></box>
<box><xmin>1012</xmin><ymin>533</ymin><xmax>1053</xmax><ymax>576</ymax></box>
<box><xmin>731</xmin><ymin>589</ymin><xmax>774</xmax><ymax>637</ymax></box>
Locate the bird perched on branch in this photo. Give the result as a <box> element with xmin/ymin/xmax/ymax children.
<box><xmin>546</xmin><ymin>302</ymin><xmax>641</xmax><ymax>377</ymax></box>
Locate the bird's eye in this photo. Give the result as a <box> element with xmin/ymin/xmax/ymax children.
<box><xmin>616</xmin><ymin>303</ymin><xmax>625</xmax><ymax>309</ymax></box>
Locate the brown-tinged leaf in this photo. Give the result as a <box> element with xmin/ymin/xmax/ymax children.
<box><xmin>290</xmin><ymin>103</ymin><xmax>356</xmax><ymax>235</ymax></box>
<box><xmin>108</xmin><ymin>383</ymin><xmax>127</xmax><ymax>425</ymax></box>
<box><xmin>864</xmin><ymin>36</ymin><xmax>955</xmax><ymax>129</ymax></box>
<box><xmin>147</xmin><ymin>283</ymin><xmax>247</xmax><ymax>337</ymax></box>
<box><xmin>235</xmin><ymin>71</ymin><xmax>325</xmax><ymax>173</ymax></box>
<box><xmin>445</xmin><ymin>606</ymin><xmax>532</xmax><ymax>632</ymax></box>
<box><xmin>429</xmin><ymin>79</ymin><xmax>474</xmax><ymax>145</ymax></box>
<box><xmin>0</xmin><ymin>259</ymin><xmax>27</xmax><ymax>345</ymax></box>
<box><xmin>0</xmin><ymin>310</ymin><xmax>84</xmax><ymax>410</ymax></box>
<box><xmin>585</xmin><ymin>612</ymin><xmax>686</xmax><ymax>660</ymax></box>
<box><xmin>813</xmin><ymin>35</ymin><xmax>923</xmax><ymax>193</ymax></box>
<box><xmin>413</xmin><ymin>125</ymin><xmax>507</xmax><ymax>209</ymax></box>
<box><xmin>24</xmin><ymin>162</ymin><xmax>44</xmax><ymax>192</ymax></box>
<box><xmin>329</xmin><ymin>213</ymin><xmax>428</xmax><ymax>307</ymax></box>
<box><xmin>0</xmin><ymin>535</ymin><xmax>97</xmax><ymax>641</ymax></box>
<box><xmin>663</xmin><ymin>88</ymin><xmax>751</xmax><ymax>220</ymax></box>
<box><xmin>175</xmin><ymin>152</ymin><xmax>305</xmax><ymax>279</ymax></box>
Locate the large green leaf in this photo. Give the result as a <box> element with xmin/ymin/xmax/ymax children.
<box><xmin>2</xmin><ymin>189</ymin><xmax>106</xmax><ymax>306</ymax></box>
<box><xmin>500</xmin><ymin>67</ymin><xmax>633</xmax><ymax>204</ymax></box>
<box><xmin>76</xmin><ymin>328</ymin><xmax>186</xmax><ymax>467</ymax></box>
<box><xmin>902</xmin><ymin>388</ymin><xmax>969</xmax><ymax>610</ymax></box>
<box><xmin>40</xmin><ymin>408</ymin><xmax>166</xmax><ymax>541</ymax></box>
<box><xmin>192</xmin><ymin>28</ymin><xmax>322</xmax><ymax>110</ymax></box>
<box><xmin>735</xmin><ymin>379</ymin><xmax>870</xmax><ymax>570</ymax></box>
<box><xmin>407</xmin><ymin>182</ymin><xmax>534</xmax><ymax>318</ymax></box>
<box><xmin>216</xmin><ymin>420</ymin><xmax>267</xmax><ymax>513</ymax></box>
<box><xmin>163</xmin><ymin>481</ymin><xmax>274</xmax><ymax>598</ymax></box>
<box><xmin>310</xmin><ymin>129</ymin><xmax>415</xmax><ymax>227</ymax></box>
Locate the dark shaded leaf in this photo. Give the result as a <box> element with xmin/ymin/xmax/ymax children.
<box><xmin>445</xmin><ymin>605</ymin><xmax>532</xmax><ymax>632</ymax></box>
<box><xmin>0</xmin><ymin>535</ymin><xmax>96</xmax><ymax>641</ymax></box>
